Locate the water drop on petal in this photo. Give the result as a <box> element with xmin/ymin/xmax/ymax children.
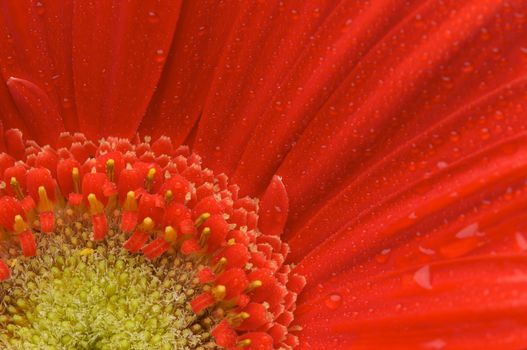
<box><xmin>324</xmin><ymin>293</ymin><xmax>342</xmax><ymax>310</ymax></box>
<box><xmin>35</xmin><ymin>1</ymin><xmax>45</xmax><ymax>16</ymax></box>
<box><xmin>422</xmin><ymin>338</ymin><xmax>446</xmax><ymax>349</ymax></box>
<box><xmin>154</xmin><ymin>49</ymin><xmax>166</xmax><ymax>63</ymax></box>
<box><xmin>375</xmin><ymin>248</ymin><xmax>391</xmax><ymax>263</ymax></box>
<box><xmin>414</xmin><ymin>265</ymin><xmax>432</xmax><ymax>290</ymax></box>
<box><xmin>456</xmin><ymin>223</ymin><xmax>479</xmax><ymax>239</ymax></box>
<box><xmin>515</xmin><ymin>232</ymin><xmax>527</xmax><ymax>251</ymax></box>
<box><xmin>147</xmin><ymin>11</ymin><xmax>159</xmax><ymax>24</ymax></box>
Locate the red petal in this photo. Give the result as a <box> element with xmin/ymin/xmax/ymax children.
<box><xmin>18</xmin><ymin>230</ymin><xmax>36</xmax><ymax>257</ymax></box>
<box><xmin>296</xmin><ymin>256</ymin><xmax>527</xmax><ymax>350</ymax></box>
<box><xmin>0</xmin><ymin>259</ymin><xmax>10</xmax><ymax>281</ymax></box>
<box><xmin>216</xmin><ymin>268</ymin><xmax>249</xmax><ymax>300</ymax></box>
<box><xmin>237</xmin><ymin>302</ymin><xmax>270</xmax><ymax>331</ymax></box>
<box><xmin>26</xmin><ymin>167</ymin><xmax>56</xmax><ymax>202</ymax></box>
<box><xmin>141</xmin><ymin>237</ymin><xmax>170</xmax><ymax>260</ymax></box>
<box><xmin>81</xmin><ymin>172</ymin><xmax>107</xmax><ymax>204</ymax></box>
<box><xmin>120</xmin><ymin>210</ymin><xmax>138</xmax><ymax>233</ymax></box>
<box><xmin>92</xmin><ymin>213</ymin><xmax>108</xmax><ymax>241</ymax></box>
<box><xmin>211</xmin><ymin>320</ymin><xmax>237</xmax><ymax>348</ymax></box>
<box><xmin>123</xmin><ymin>230</ymin><xmax>149</xmax><ymax>253</ymax></box>
<box><xmin>6</xmin><ymin>77</ymin><xmax>65</xmax><ymax>146</ymax></box>
<box><xmin>238</xmin><ymin>332</ymin><xmax>274</xmax><ymax>350</ymax></box>
<box><xmin>191</xmin><ymin>292</ymin><xmax>215</xmax><ymax>314</ymax></box>
<box><xmin>139</xmin><ymin>0</ymin><xmax>240</xmax><ymax>144</ymax></box>
<box><xmin>39</xmin><ymin>211</ymin><xmax>55</xmax><ymax>233</ymax></box>
<box><xmin>0</xmin><ymin>196</ymin><xmax>24</xmax><ymax>230</ymax></box>
<box><xmin>57</xmin><ymin>158</ymin><xmax>81</xmax><ymax>197</ymax></box>
<box><xmin>258</xmin><ymin>175</ymin><xmax>288</xmax><ymax>236</ymax></box>
<box><xmin>72</xmin><ymin>0</ymin><xmax>182</xmax><ymax>139</ymax></box>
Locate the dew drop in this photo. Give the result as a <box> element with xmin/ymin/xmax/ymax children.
<box><xmin>413</xmin><ymin>265</ymin><xmax>432</xmax><ymax>290</ymax></box>
<box><xmin>324</xmin><ymin>293</ymin><xmax>342</xmax><ymax>310</ymax></box>
<box><xmin>147</xmin><ymin>11</ymin><xmax>159</xmax><ymax>24</ymax></box>
<box><xmin>197</xmin><ymin>26</ymin><xmax>206</xmax><ymax>36</ymax></box>
<box><xmin>62</xmin><ymin>97</ymin><xmax>72</xmax><ymax>109</ymax></box>
<box><xmin>462</xmin><ymin>61</ymin><xmax>473</xmax><ymax>73</ymax></box>
<box><xmin>515</xmin><ymin>232</ymin><xmax>527</xmax><ymax>251</ymax></box>
<box><xmin>480</xmin><ymin>128</ymin><xmax>490</xmax><ymax>140</ymax></box>
<box><xmin>375</xmin><ymin>249</ymin><xmax>391</xmax><ymax>263</ymax></box>
<box><xmin>422</xmin><ymin>338</ymin><xmax>446</xmax><ymax>349</ymax></box>
<box><xmin>455</xmin><ymin>223</ymin><xmax>479</xmax><ymax>239</ymax></box>
<box><xmin>35</xmin><ymin>1</ymin><xmax>45</xmax><ymax>16</ymax></box>
<box><xmin>154</xmin><ymin>49</ymin><xmax>166</xmax><ymax>63</ymax></box>
<box><xmin>449</xmin><ymin>130</ymin><xmax>460</xmax><ymax>142</ymax></box>
<box><xmin>436</xmin><ymin>161</ymin><xmax>448</xmax><ymax>169</ymax></box>
<box><xmin>418</xmin><ymin>245</ymin><xmax>436</xmax><ymax>256</ymax></box>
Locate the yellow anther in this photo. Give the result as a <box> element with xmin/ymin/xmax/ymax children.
<box><xmin>164</xmin><ymin>190</ymin><xmax>173</xmax><ymax>203</ymax></box>
<box><xmin>37</xmin><ymin>186</ymin><xmax>54</xmax><ymax>212</ymax></box>
<box><xmin>72</xmin><ymin>167</ymin><xmax>80</xmax><ymax>193</ymax></box>
<box><xmin>214</xmin><ymin>257</ymin><xmax>227</xmax><ymax>274</ymax></box>
<box><xmin>227</xmin><ymin>311</ymin><xmax>250</xmax><ymax>327</ymax></box>
<box><xmin>164</xmin><ymin>226</ymin><xmax>178</xmax><ymax>243</ymax></box>
<box><xmin>9</xmin><ymin>177</ymin><xmax>24</xmax><ymax>200</ymax></box>
<box><xmin>87</xmin><ymin>193</ymin><xmax>104</xmax><ymax>214</ymax></box>
<box><xmin>105</xmin><ymin>159</ymin><xmax>115</xmax><ymax>182</ymax></box>
<box><xmin>123</xmin><ymin>191</ymin><xmax>138</xmax><ymax>211</ymax></box>
<box><xmin>194</xmin><ymin>212</ymin><xmax>211</xmax><ymax>227</ymax></box>
<box><xmin>246</xmin><ymin>280</ymin><xmax>262</xmax><ymax>293</ymax></box>
<box><xmin>144</xmin><ymin>167</ymin><xmax>156</xmax><ymax>192</ymax></box>
<box><xmin>13</xmin><ymin>215</ymin><xmax>27</xmax><ymax>233</ymax></box>
<box><xmin>227</xmin><ymin>238</ymin><xmax>236</xmax><ymax>246</ymax></box>
<box><xmin>199</xmin><ymin>227</ymin><xmax>211</xmax><ymax>246</ymax></box>
<box><xmin>141</xmin><ymin>217</ymin><xmax>155</xmax><ymax>232</ymax></box>
<box><xmin>237</xmin><ymin>339</ymin><xmax>252</xmax><ymax>348</ymax></box>
<box><xmin>79</xmin><ymin>248</ymin><xmax>94</xmax><ymax>256</ymax></box>
<box><xmin>212</xmin><ymin>285</ymin><xmax>226</xmax><ymax>301</ymax></box>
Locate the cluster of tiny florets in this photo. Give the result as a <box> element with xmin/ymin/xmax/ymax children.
<box><xmin>0</xmin><ymin>130</ymin><xmax>305</xmax><ymax>350</ymax></box>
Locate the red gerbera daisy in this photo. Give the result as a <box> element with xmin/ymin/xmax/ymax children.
<box><xmin>1</xmin><ymin>1</ymin><xmax>527</xmax><ymax>349</ymax></box>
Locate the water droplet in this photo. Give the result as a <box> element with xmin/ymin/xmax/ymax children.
<box><xmin>154</xmin><ymin>49</ymin><xmax>166</xmax><ymax>63</ymax></box>
<box><xmin>449</xmin><ymin>130</ymin><xmax>460</xmax><ymax>142</ymax></box>
<box><xmin>462</xmin><ymin>61</ymin><xmax>473</xmax><ymax>73</ymax></box>
<box><xmin>62</xmin><ymin>97</ymin><xmax>72</xmax><ymax>109</ymax></box>
<box><xmin>418</xmin><ymin>245</ymin><xmax>435</xmax><ymax>256</ymax></box>
<box><xmin>414</xmin><ymin>265</ymin><xmax>432</xmax><ymax>290</ymax></box>
<box><xmin>492</xmin><ymin>113</ymin><xmax>504</xmax><ymax>124</ymax></box>
<box><xmin>375</xmin><ymin>249</ymin><xmax>391</xmax><ymax>263</ymax></box>
<box><xmin>35</xmin><ymin>1</ymin><xmax>45</xmax><ymax>15</ymax></box>
<box><xmin>147</xmin><ymin>11</ymin><xmax>159</xmax><ymax>24</ymax></box>
<box><xmin>422</xmin><ymin>338</ymin><xmax>446</xmax><ymax>349</ymax></box>
<box><xmin>480</xmin><ymin>128</ymin><xmax>490</xmax><ymax>140</ymax></box>
<box><xmin>455</xmin><ymin>223</ymin><xmax>479</xmax><ymax>239</ymax></box>
<box><xmin>324</xmin><ymin>293</ymin><xmax>342</xmax><ymax>310</ymax></box>
<box><xmin>436</xmin><ymin>161</ymin><xmax>448</xmax><ymax>169</ymax></box>
<box><xmin>515</xmin><ymin>232</ymin><xmax>527</xmax><ymax>251</ymax></box>
<box><xmin>197</xmin><ymin>26</ymin><xmax>206</xmax><ymax>37</ymax></box>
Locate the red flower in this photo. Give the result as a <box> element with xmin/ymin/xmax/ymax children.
<box><xmin>1</xmin><ymin>1</ymin><xmax>527</xmax><ymax>349</ymax></box>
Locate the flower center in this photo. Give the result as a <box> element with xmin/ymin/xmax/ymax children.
<box><xmin>1</xmin><ymin>226</ymin><xmax>207</xmax><ymax>349</ymax></box>
<box><xmin>0</xmin><ymin>132</ymin><xmax>305</xmax><ymax>350</ymax></box>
